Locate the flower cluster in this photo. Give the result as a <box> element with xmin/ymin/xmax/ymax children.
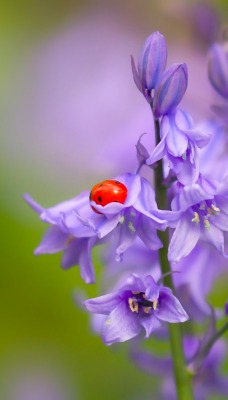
<box><xmin>25</xmin><ymin>27</ymin><xmax>228</xmax><ymax>400</ymax></box>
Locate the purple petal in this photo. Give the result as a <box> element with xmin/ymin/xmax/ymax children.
<box><xmin>141</xmin><ymin>315</ymin><xmax>162</xmax><ymax>338</ymax></box>
<box><xmin>175</xmin><ymin>148</ymin><xmax>199</xmax><ymax>185</ymax></box>
<box><xmin>145</xmin><ymin>275</ymin><xmax>160</xmax><ymax>301</ymax></box>
<box><xmin>101</xmin><ymin>300</ymin><xmax>141</xmax><ymax>345</ymax></box>
<box><xmin>78</xmin><ymin>238</ymin><xmax>96</xmax><ymax>283</ymax></box>
<box><xmin>168</xmin><ymin>212</ymin><xmax>200</xmax><ymax>263</ymax></box>
<box><xmin>84</xmin><ymin>293</ymin><xmax>121</xmax><ymax>315</ymax></box>
<box><xmin>124</xmin><ymin>274</ymin><xmax>146</xmax><ymax>292</ymax></box>
<box><xmin>136</xmin><ymin>214</ymin><xmax>162</xmax><ymax>250</ymax></box>
<box><xmin>96</xmin><ymin>213</ymin><xmax>122</xmax><ymax>239</ymax></box>
<box><xmin>155</xmin><ymin>289</ymin><xmax>189</xmax><ymax>322</ymax></box>
<box><xmin>61</xmin><ymin>238</ymin><xmax>82</xmax><ymax>269</ymax></box>
<box><xmin>153</xmin><ymin>63</ymin><xmax>188</xmax><ymax>118</ymax></box>
<box><xmin>185</xmin><ymin>127</ymin><xmax>211</xmax><ymax>148</ymax></box>
<box><xmin>130</xmin><ymin>55</ymin><xmax>143</xmax><ymax>93</ymax></box>
<box><xmin>23</xmin><ymin>193</ymin><xmax>44</xmax><ymax>214</ymax></box>
<box><xmin>138</xmin><ymin>31</ymin><xmax>167</xmax><ymax>90</ymax></box>
<box><xmin>146</xmin><ymin>134</ymin><xmax>166</xmax><ymax>165</ymax></box>
<box><xmin>34</xmin><ymin>226</ymin><xmax>68</xmax><ymax>255</ymax></box>
<box><xmin>203</xmin><ymin>223</ymin><xmax>225</xmax><ymax>255</ymax></box>
<box><xmin>171</xmin><ymin>183</ymin><xmax>212</xmax><ymax>212</ymax></box>
<box><xmin>208</xmin><ymin>43</ymin><xmax>228</xmax><ymax>98</ymax></box>
<box><xmin>165</xmin><ymin>119</ymin><xmax>188</xmax><ymax>157</ymax></box>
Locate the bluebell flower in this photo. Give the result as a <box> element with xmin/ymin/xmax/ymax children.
<box><xmin>131</xmin><ymin>31</ymin><xmax>167</xmax><ymax>101</ymax></box>
<box><xmin>73</xmin><ymin>173</ymin><xmax>180</xmax><ymax>260</ymax></box>
<box><xmin>168</xmin><ymin>174</ymin><xmax>228</xmax><ymax>263</ymax></box>
<box><xmin>132</xmin><ymin>337</ymin><xmax>228</xmax><ymax>400</ymax></box>
<box><xmin>146</xmin><ymin>109</ymin><xmax>211</xmax><ymax>185</ymax></box>
<box><xmin>208</xmin><ymin>41</ymin><xmax>228</xmax><ymax>99</ymax></box>
<box><xmin>173</xmin><ymin>241</ymin><xmax>227</xmax><ymax>321</ymax></box>
<box><xmin>24</xmin><ymin>172</ymin><xmax>179</xmax><ymax>280</ymax></box>
<box><xmin>24</xmin><ymin>193</ymin><xmax>98</xmax><ymax>283</ymax></box>
<box><xmin>83</xmin><ymin>274</ymin><xmax>188</xmax><ymax>345</ymax></box>
<box><xmin>153</xmin><ymin>63</ymin><xmax>188</xmax><ymax>118</ymax></box>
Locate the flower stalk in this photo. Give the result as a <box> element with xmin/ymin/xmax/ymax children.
<box><xmin>153</xmin><ymin>114</ymin><xmax>194</xmax><ymax>400</ymax></box>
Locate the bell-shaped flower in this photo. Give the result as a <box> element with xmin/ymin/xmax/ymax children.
<box><xmin>152</xmin><ymin>63</ymin><xmax>188</xmax><ymax>118</ymax></box>
<box><xmin>146</xmin><ymin>109</ymin><xmax>211</xmax><ymax>185</ymax></box>
<box><xmin>132</xmin><ymin>336</ymin><xmax>228</xmax><ymax>400</ymax></box>
<box><xmin>173</xmin><ymin>241</ymin><xmax>228</xmax><ymax>321</ymax></box>
<box><xmin>208</xmin><ymin>41</ymin><xmax>228</xmax><ymax>99</ymax></box>
<box><xmin>83</xmin><ymin>274</ymin><xmax>188</xmax><ymax>345</ymax></box>
<box><xmin>24</xmin><ymin>193</ymin><xmax>98</xmax><ymax>283</ymax></box>
<box><xmin>168</xmin><ymin>174</ymin><xmax>228</xmax><ymax>263</ymax></box>
<box><xmin>131</xmin><ymin>31</ymin><xmax>167</xmax><ymax>101</ymax></box>
<box><xmin>24</xmin><ymin>172</ymin><xmax>179</xmax><ymax>281</ymax></box>
<box><xmin>74</xmin><ymin>172</ymin><xmax>180</xmax><ymax>261</ymax></box>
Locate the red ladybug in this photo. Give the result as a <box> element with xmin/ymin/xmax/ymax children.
<box><xmin>89</xmin><ymin>180</ymin><xmax>128</xmax><ymax>214</ymax></box>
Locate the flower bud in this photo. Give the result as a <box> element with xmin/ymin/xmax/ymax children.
<box><xmin>138</xmin><ymin>31</ymin><xmax>167</xmax><ymax>91</ymax></box>
<box><xmin>153</xmin><ymin>63</ymin><xmax>188</xmax><ymax>118</ymax></box>
<box><xmin>208</xmin><ymin>42</ymin><xmax>228</xmax><ymax>98</ymax></box>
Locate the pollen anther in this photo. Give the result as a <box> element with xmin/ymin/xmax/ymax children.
<box><xmin>192</xmin><ymin>212</ymin><xmax>200</xmax><ymax>224</ymax></box>
<box><xmin>128</xmin><ymin>298</ymin><xmax>139</xmax><ymax>313</ymax></box>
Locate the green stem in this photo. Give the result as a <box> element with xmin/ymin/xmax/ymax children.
<box><xmin>153</xmin><ymin>116</ymin><xmax>194</xmax><ymax>400</ymax></box>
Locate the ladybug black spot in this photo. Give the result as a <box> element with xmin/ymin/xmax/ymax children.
<box><xmin>99</xmin><ymin>184</ymin><xmax>103</xmax><ymax>187</ymax></box>
<box><xmin>113</xmin><ymin>200</ymin><xmax>120</xmax><ymax>203</ymax></box>
<box><xmin>115</xmin><ymin>181</ymin><xmax>121</xmax><ymax>184</ymax></box>
<box><xmin>98</xmin><ymin>196</ymin><xmax>102</xmax><ymax>203</ymax></box>
<box><xmin>89</xmin><ymin>191</ymin><xmax>92</xmax><ymax>200</ymax></box>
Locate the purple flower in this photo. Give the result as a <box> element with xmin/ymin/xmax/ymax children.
<box><xmin>24</xmin><ymin>193</ymin><xmax>98</xmax><ymax>283</ymax></box>
<box><xmin>131</xmin><ymin>31</ymin><xmax>167</xmax><ymax>100</ymax></box>
<box><xmin>208</xmin><ymin>41</ymin><xmax>228</xmax><ymax>99</ymax></box>
<box><xmin>24</xmin><ymin>172</ymin><xmax>179</xmax><ymax>279</ymax></box>
<box><xmin>83</xmin><ymin>274</ymin><xmax>188</xmax><ymax>345</ymax></box>
<box><xmin>146</xmin><ymin>109</ymin><xmax>211</xmax><ymax>185</ymax></box>
<box><xmin>152</xmin><ymin>63</ymin><xmax>188</xmax><ymax>118</ymax></box>
<box><xmin>173</xmin><ymin>241</ymin><xmax>227</xmax><ymax>321</ymax></box>
<box><xmin>132</xmin><ymin>337</ymin><xmax>228</xmax><ymax>400</ymax></box>
<box><xmin>168</xmin><ymin>174</ymin><xmax>228</xmax><ymax>263</ymax></box>
<box><xmin>74</xmin><ymin>172</ymin><xmax>180</xmax><ymax>260</ymax></box>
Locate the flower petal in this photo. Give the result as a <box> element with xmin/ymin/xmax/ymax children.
<box><xmin>84</xmin><ymin>293</ymin><xmax>121</xmax><ymax>315</ymax></box>
<box><xmin>155</xmin><ymin>289</ymin><xmax>189</xmax><ymax>322</ymax></box>
<box><xmin>101</xmin><ymin>300</ymin><xmax>141</xmax><ymax>345</ymax></box>
<box><xmin>168</xmin><ymin>212</ymin><xmax>200</xmax><ymax>263</ymax></box>
<box><xmin>141</xmin><ymin>315</ymin><xmax>162</xmax><ymax>338</ymax></box>
<box><xmin>34</xmin><ymin>226</ymin><xmax>68</xmax><ymax>255</ymax></box>
<box><xmin>23</xmin><ymin>193</ymin><xmax>44</xmax><ymax>214</ymax></box>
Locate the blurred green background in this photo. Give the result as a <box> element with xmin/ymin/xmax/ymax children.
<box><xmin>0</xmin><ymin>0</ymin><xmax>228</xmax><ymax>398</ymax></box>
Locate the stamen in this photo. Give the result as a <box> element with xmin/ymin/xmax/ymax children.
<box><xmin>192</xmin><ymin>212</ymin><xmax>200</xmax><ymax>224</ymax></box>
<box><xmin>128</xmin><ymin>298</ymin><xmax>139</xmax><ymax>313</ymax></box>
<box><xmin>153</xmin><ymin>300</ymin><xmax>158</xmax><ymax>310</ymax></box>
<box><xmin>144</xmin><ymin>307</ymin><xmax>151</xmax><ymax>314</ymax></box>
<box><xmin>204</xmin><ymin>219</ymin><xmax>210</xmax><ymax>230</ymax></box>
<box><xmin>211</xmin><ymin>204</ymin><xmax>220</xmax><ymax>213</ymax></box>
<box><xmin>119</xmin><ymin>216</ymin><xmax>125</xmax><ymax>224</ymax></box>
<box><xmin>128</xmin><ymin>221</ymin><xmax>136</xmax><ymax>232</ymax></box>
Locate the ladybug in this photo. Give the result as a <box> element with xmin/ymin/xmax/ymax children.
<box><xmin>89</xmin><ymin>180</ymin><xmax>128</xmax><ymax>214</ymax></box>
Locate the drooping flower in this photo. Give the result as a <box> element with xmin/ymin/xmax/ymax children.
<box><xmin>168</xmin><ymin>174</ymin><xmax>228</xmax><ymax>263</ymax></box>
<box><xmin>24</xmin><ymin>193</ymin><xmax>98</xmax><ymax>283</ymax></box>
<box><xmin>83</xmin><ymin>274</ymin><xmax>188</xmax><ymax>345</ymax></box>
<box><xmin>132</xmin><ymin>336</ymin><xmax>228</xmax><ymax>400</ymax></box>
<box><xmin>146</xmin><ymin>108</ymin><xmax>211</xmax><ymax>185</ymax></box>
<box><xmin>71</xmin><ymin>172</ymin><xmax>180</xmax><ymax>261</ymax></box>
<box><xmin>24</xmin><ymin>172</ymin><xmax>179</xmax><ymax>280</ymax></box>
<box><xmin>152</xmin><ymin>63</ymin><xmax>188</xmax><ymax>118</ymax></box>
<box><xmin>173</xmin><ymin>241</ymin><xmax>228</xmax><ymax>321</ymax></box>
